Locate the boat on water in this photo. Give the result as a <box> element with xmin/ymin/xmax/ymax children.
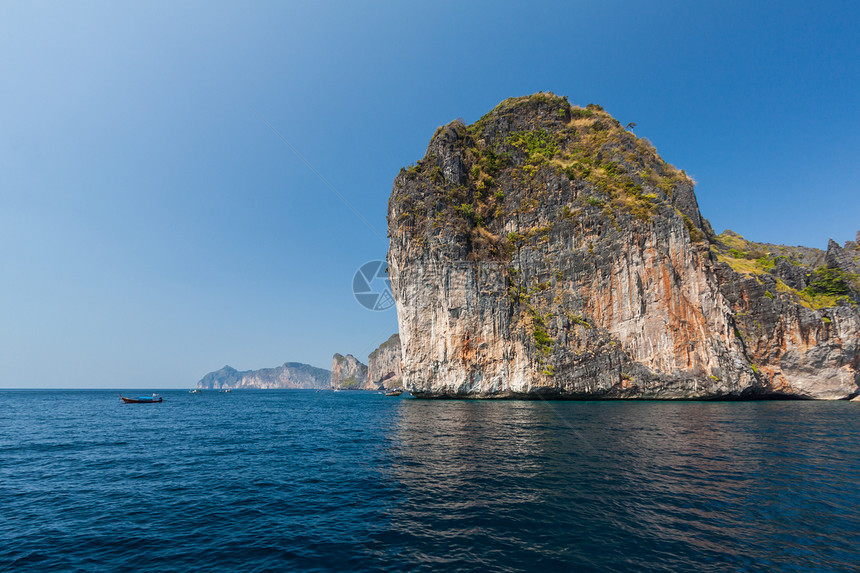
<box><xmin>220</xmin><ymin>388</ymin><xmax>232</xmax><ymax>393</ymax></box>
<box><xmin>120</xmin><ymin>394</ymin><xmax>163</xmax><ymax>403</ymax></box>
<box><xmin>189</xmin><ymin>389</ymin><xmax>201</xmax><ymax>394</ymax></box>
<box><xmin>384</xmin><ymin>389</ymin><xmax>403</xmax><ymax>397</ymax></box>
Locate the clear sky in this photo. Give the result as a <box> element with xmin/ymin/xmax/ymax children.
<box><xmin>2</xmin><ymin>1</ymin><xmax>858</xmax><ymax>388</ymax></box>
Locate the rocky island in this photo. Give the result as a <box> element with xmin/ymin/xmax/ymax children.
<box><xmin>330</xmin><ymin>353</ymin><xmax>367</xmax><ymax>390</ymax></box>
<box><xmin>387</xmin><ymin>93</ymin><xmax>860</xmax><ymax>399</ymax></box>
<box><xmin>197</xmin><ymin>362</ymin><xmax>330</xmax><ymax>390</ymax></box>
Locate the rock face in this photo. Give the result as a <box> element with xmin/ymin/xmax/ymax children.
<box><xmin>366</xmin><ymin>334</ymin><xmax>403</xmax><ymax>390</ymax></box>
<box><xmin>198</xmin><ymin>362</ymin><xmax>330</xmax><ymax>390</ymax></box>
<box><xmin>387</xmin><ymin>93</ymin><xmax>860</xmax><ymax>399</ymax></box>
<box><xmin>331</xmin><ymin>353</ymin><xmax>368</xmax><ymax>390</ymax></box>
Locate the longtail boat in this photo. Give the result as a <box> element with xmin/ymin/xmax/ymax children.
<box><xmin>120</xmin><ymin>394</ymin><xmax>163</xmax><ymax>403</ymax></box>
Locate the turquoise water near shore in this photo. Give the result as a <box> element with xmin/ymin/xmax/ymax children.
<box><xmin>1</xmin><ymin>390</ymin><xmax>858</xmax><ymax>572</ymax></box>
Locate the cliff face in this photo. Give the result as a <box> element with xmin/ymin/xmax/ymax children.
<box><xmin>331</xmin><ymin>353</ymin><xmax>368</xmax><ymax>390</ymax></box>
<box><xmin>387</xmin><ymin>93</ymin><xmax>860</xmax><ymax>399</ymax></box>
<box><xmin>198</xmin><ymin>362</ymin><xmax>330</xmax><ymax>390</ymax></box>
<box><xmin>366</xmin><ymin>334</ymin><xmax>403</xmax><ymax>390</ymax></box>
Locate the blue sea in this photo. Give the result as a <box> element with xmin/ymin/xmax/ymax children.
<box><xmin>1</xmin><ymin>390</ymin><xmax>858</xmax><ymax>572</ymax></box>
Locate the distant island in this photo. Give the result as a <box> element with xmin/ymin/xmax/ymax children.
<box><xmin>197</xmin><ymin>362</ymin><xmax>330</xmax><ymax>390</ymax></box>
<box><xmin>386</xmin><ymin>93</ymin><xmax>860</xmax><ymax>399</ymax></box>
<box><xmin>197</xmin><ymin>334</ymin><xmax>404</xmax><ymax>391</ymax></box>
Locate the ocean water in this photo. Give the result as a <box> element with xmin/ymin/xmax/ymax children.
<box><xmin>1</xmin><ymin>391</ymin><xmax>858</xmax><ymax>572</ymax></box>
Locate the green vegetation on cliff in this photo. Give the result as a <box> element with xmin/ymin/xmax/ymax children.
<box><xmin>394</xmin><ymin>93</ymin><xmax>703</xmax><ymax>264</ymax></box>
<box><xmin>713</xmin><ymin>230</ymin><xmax>859</xmax><ymax>309</ymax></box>
<box><xmin>806</xmin><ymin>267</ymin><xmax>856</xmax><ymax>296</ymax></box>
<box><xmin>467</xmin><ymin>95</ymin><xmax>692</xmax><ymax>227</ymax></box>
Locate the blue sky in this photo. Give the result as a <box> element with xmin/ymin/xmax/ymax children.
<box><xmin>1</xmin><ymin>1</ymin><xmax>858</xmax><ymax>388</ymax></box>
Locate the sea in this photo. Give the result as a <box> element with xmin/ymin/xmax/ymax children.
<box><xmin>1</xmin><ymin>390</ymin><xmax>858</xmax><ymax>572</ymax></box>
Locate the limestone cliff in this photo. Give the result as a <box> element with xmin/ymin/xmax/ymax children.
<box><xmin>331</xmin><ymin>353</ymin><xmax>368</xmax><ymax>390</ymax></box>
<box><xmin>366</xmin><ymin>334</ymin><xmax>403</xmax><ymax>390</ymax></box>
<box><xmin>198</xmin><ymin>362</ymin><xmax>330</xmax><ymax>390</ymax></box>
<box><xmin>387</xmin><ymin>93</ymin><xmax>860</xmax><ymax>399</ymax></box>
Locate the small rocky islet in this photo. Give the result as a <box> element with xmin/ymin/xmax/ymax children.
<box><xmin>202</xmin><ymin>93</ymin><xmax>860</xmax><ymax>400</ymax></box>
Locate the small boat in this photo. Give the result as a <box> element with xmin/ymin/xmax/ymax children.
<box><xmin>219</xmin><ymin>388</ymin><xmax>232</xmax><ymax>393</ymax></box>
<box><xmin>120</xmin><ymin>394</ymin><xmax>163</xmax><ymax>403</ymax></box>
<box><xmin>189</xmin><ymin>389</ymin><xmax>201</xmax><ymax>394</ymax></box>
<box><xmin>384</xmin><ymin>389</ymin><xmax>403</xmax><ymax>397</ymax></box>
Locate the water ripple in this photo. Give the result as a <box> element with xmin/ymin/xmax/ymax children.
<box><xmin>1</xmin><ymin>391</ymin><xmax>858</xmax><ymax>571</ymax></box>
